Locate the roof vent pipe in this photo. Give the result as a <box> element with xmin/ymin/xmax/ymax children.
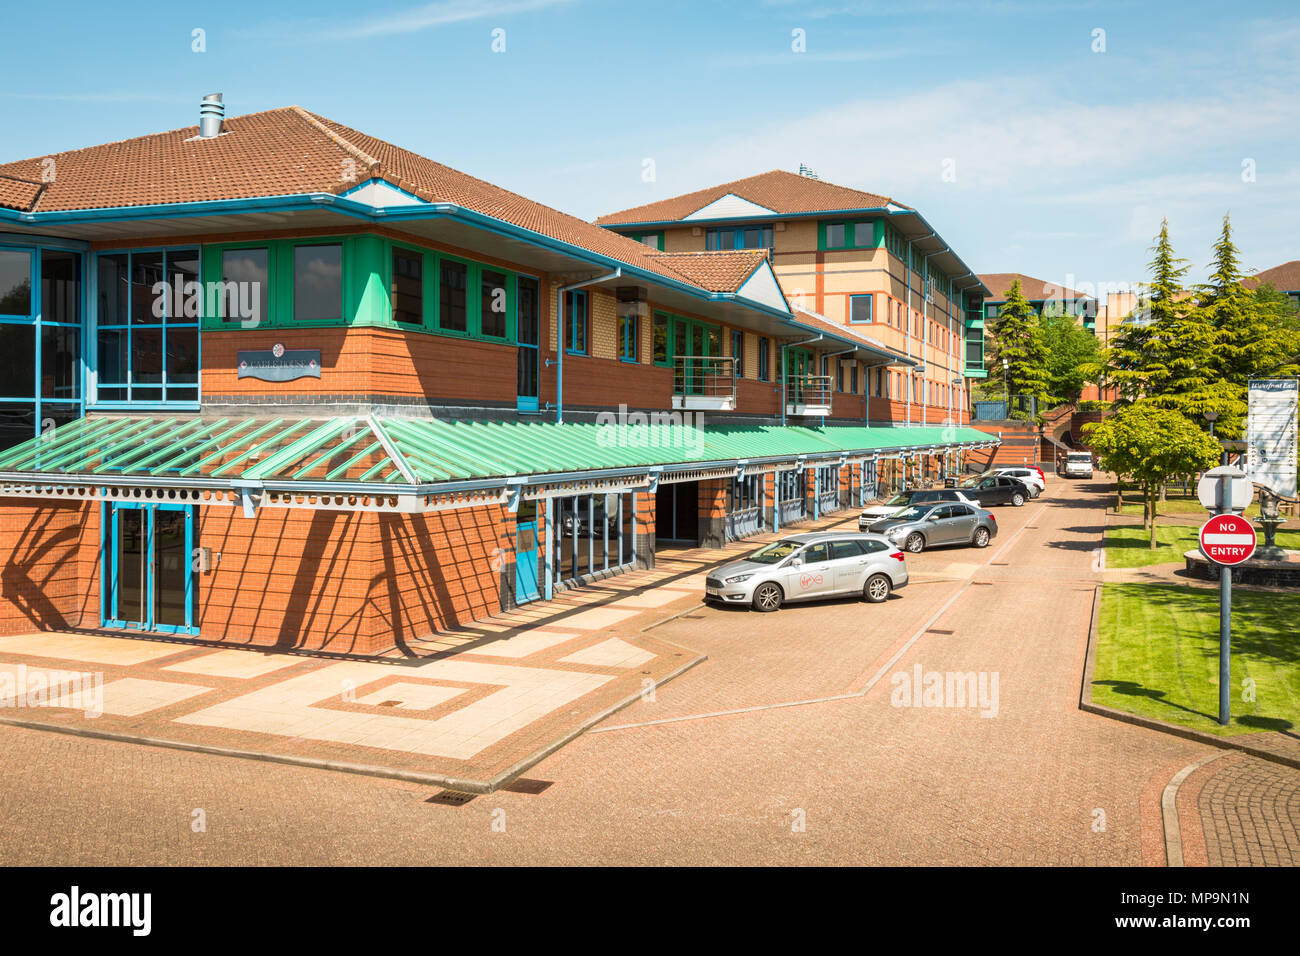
<box><xmin>199</xmin><ymin>93</ymin><xmax>224</xmax><ymax>138</ymax></box>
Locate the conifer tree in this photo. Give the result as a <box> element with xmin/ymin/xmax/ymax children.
<box><xmin>988</xmin><ymin>279</ymin><xmax>1050</xmax><ymax>406</ymax></box>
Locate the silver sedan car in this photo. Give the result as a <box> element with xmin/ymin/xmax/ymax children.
<box><xmin>867</xmin><ymin>501</ymin><xmax>998</xmax><ymax>553</ymax></box>
<box><xmin>704</xmin><ymin>531</ymin><xmax>908</xmax><ymax>612</ymax></box>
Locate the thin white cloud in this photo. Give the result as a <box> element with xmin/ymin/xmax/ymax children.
<box><xmin>0</xmin><ymin>91</ymin><xmax>186</xmax><ymax>103</ymax></box>
<box><xmin>297</xmin><ymin>0</ymin><xmax>575</xmax><ymax>42</ymax></box>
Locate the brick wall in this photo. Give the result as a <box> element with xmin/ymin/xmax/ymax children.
<box><xmin>0</xmin><ymin>501</ymin><xmax>95</xmax><ymax>636</ymax></box>
<box><xmin>196</xmin><ymin>505</ymin><xmax>508</xmax><ymax>655</ymax></box>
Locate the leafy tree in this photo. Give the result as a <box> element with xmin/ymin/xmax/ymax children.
<box><xmin>1041</xmin><ymin>312</ymin><xmax>1102</xmax><ymax>404</ymax></box>
<box><xmin>1084</xmin><ymin>404</ymin><xmax>1221</xmax><ymax>549</ymax></box>
<box><xmin>988</xmin><ymin>279</ymin><xmax>1050</xmax><ymax>405</ymax></box>
<box><xmin>1104</xmin><ymin>218</ymin><xmax>1240</xmax><ymax>433</ymax></box>
<box><xmin>1105</xmin><ymin>218</ymin><xmax>1190</xmax><ymax>402</ymax></box>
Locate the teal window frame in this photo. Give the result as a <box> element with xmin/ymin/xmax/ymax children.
<box><xmin>731</xmin><ymin>329</ymin><xmax>743</xmax><ymax>377</ymax></box>
<box><xmin>849</xmin><ymin>293</ymin><xmax>873</xmax><ymax>324</ymax></box>
<box><xmin>705</xmin><ymin>225</ymin><xmax>773</xmax><ymax>251</ymax></box>
<box><xmin>565</xmin><ymin>289</ymin><xmax>588</xmax><ymax>354</ymax></box>
<box><xmin>0</xmin><ymin>244</ymin><xmax>86</xmax><ymax>449</ymax></box>
<box><xmin>619</xmin><ymin>312</ymin><xmax>639</xmax><ymax>363</ymax></box>
<box><xmin>757</xmin><ymin>337</ymin><xmax>770</xmax><ymax>382</ymax></box>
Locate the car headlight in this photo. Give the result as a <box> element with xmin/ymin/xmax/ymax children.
<box><xmin>724</xmin><ymin>573</ymin><xmax>753</xmax><ymax>585</ymax></box>
<box><xmin>887</xmin><ymin>529</ymin><xmax>907</xmax><ymax>540</ymax></box>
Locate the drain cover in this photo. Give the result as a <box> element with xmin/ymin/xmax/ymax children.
<box><xmin>425</xmin><ymin>790</ymin><xmax>476</xmax><ymax>806</ymax></box>
<box><xmin>503</xmin><ymin>778</ymin><xmax>554</xmax><ymax>795</ymax></box>
<box><xmin>378</xmin><ymin>700</ymin><xmax>401</xmax><ymax>707</ymax></box>
<box><xmin>926</xmin><ymin>628</ymin><xmax>955</xmax><ymax>635</ymax></box>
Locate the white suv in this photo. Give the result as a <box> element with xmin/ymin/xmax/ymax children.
<box><xmin>989</xmin><ymin>466</ymin><xmax>1045</xmax><ymax>497</ymax></box>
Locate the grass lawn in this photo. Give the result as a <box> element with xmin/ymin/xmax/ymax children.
<box><xmin>1112</xmin><ymin>487</ymin><xmax>1262</xmax><ymax>518</ymax></box>
<box><xmin>1093</xmin><ymin>582</ymin><xmax>1300</xmax><ymax>736</ymax></box>
<box><xmin>1105</xmin><ymin>524</ymin><xmax>1300</xmax><ymax>569</ymax></box>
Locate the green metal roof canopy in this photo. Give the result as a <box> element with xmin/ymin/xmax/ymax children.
<box><xmin>0</xmin><ymin>415</ymin><xmax>998</xmax><ymax>514</ymax></box>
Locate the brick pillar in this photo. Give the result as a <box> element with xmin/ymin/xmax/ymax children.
<box><xmin>697</xmin><ymin>478</ymin><xmax>728</xmax><ymax>550</ymax></box>
<box><xmin>635</xmin><ymin>488</ymin><xmax>656</xmax><ymax>570</ymax></box>
<box><xmin>762</xmin><ymin>472</ymin><xmax>778</xmax><ymax>533</ymax></box>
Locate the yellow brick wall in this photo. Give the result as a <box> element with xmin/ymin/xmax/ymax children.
<box><xmin>590</xmin><ymin>290</ymin><xmax>617</xmax><ymax>360</ymax></box>
<box><xmin>744</xmin><ymin>332</ymin><xmax>760</xmax><ymax>381</ymax></box>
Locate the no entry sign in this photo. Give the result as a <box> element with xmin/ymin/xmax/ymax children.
<box><xmin>1199</xmin><ymin>513</ymin><xmax>1257</xmax><ymax>566</ymax></box>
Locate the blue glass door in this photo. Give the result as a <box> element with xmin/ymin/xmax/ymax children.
<box><xmin>515</xmin><ymin>512</ymin><xmax>540</xmax><ymax>604</ymax></box>
<box><xmin>104</xmin><ymin>503</ymin><xmax>197</xmax><ymax>634</ymax></box>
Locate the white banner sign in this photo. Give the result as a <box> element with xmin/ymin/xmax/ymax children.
<box><xmin>1246</xmin><ymin>377</ymin><xmax>1299</xmax><ymax>498</ymax></box>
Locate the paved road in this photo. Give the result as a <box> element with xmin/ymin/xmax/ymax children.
<box><xmin>0</xmin><ymin>477</ymin><xmax>1293</xmax><ymax>864</ymax></box>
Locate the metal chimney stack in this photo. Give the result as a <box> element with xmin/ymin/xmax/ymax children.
<box><xmin>198</xmin><ymin>93</ymin><xmax>224</xmax><ymax>138</ymax></box>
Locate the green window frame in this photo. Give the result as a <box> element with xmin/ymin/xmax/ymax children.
<box><xmin>757</xmin><ymin>337</ymin><xmax>770</xmax><ymax>382</ymax></box>
<box><xmin>820</xmin><ymin>220</ymin><xmax>876</xmax><ymax>251</ymax></box>
<box><xmin>202</xmin><ymin>237</ymin><xmax>355</xmax><ymax>330</ymax></box>
<box><xmin>652</xmin><ymin>312</ymin><xmax>669</xmax><ymax>365</ymax></box>
<box><xmin>629</xmin><ymin>232</ymin><xmax>665</xmax><ymax>251</ymax></box>
<box><xmin>731</xmin><ymin>329</ymin><xmax>743</xmax><ymax>377</ymax></box>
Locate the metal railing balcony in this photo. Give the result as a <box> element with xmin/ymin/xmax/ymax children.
<box><xmin>786</xmin><ymin>374</ymin><xmax>832</xmax><ymax>415</ymax></box>
<box><xmin>672</xmin><ymin>355</ymin><xmax>737</xmax><ymax>411</ymax></box>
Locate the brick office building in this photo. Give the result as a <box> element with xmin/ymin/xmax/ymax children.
<box><xmin>596</xmin><ymin>169</ymin><xmax>984</xmax><ymax>432</ymax></box>
<box><xmin>0</xmin><ymin>99</ymin><xmax>996</xmax><ymax>655</ymax></box>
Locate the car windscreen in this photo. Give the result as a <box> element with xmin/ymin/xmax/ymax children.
<box><xmin>1067</xmin><ymin>454</ymin><xmax>1091</xmax><ymax>462</ymax></box>
<box><xmin>884</xmin><ymin>493</ymin><xmax>911</xmax><ymax>506</ymax></box>
<box><xmin>746</xmin><ymin>540</ymin><xmax>804</xmax><ymax>564</ymax></box>
<box><xmin>886</xmin><ymin>506</ymin><xmax>929</xmax><ymax>522</ymax></box>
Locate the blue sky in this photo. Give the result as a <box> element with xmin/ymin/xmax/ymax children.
<box><xmin>2</xmin><ymin>0</ymin><xmax>1297</xmax><ymax>292</ymax></box>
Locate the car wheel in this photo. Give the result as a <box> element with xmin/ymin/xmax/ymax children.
<box><xmin>1011</xmin><ymin>492</ymin><xmax>1026</xmax><ymax>507</ymax></box>
<box><xmin>863</xmin><ymin>573</ymin><xmax>891</xmax><ymax>603</ymax></box>
<box><xmin>752</xmin><ymin>582</ymin><xmax>783</xmax><ymax>612</ymax></box>
<box><xmin>972</xmin><ymin>527</ymin><xmax>991</xmax><ymax>548</ymax></box>
<box><xmin>904</xmin><ymin>532</ymin><xmax>925</xmax><ymax>553</ymax></box>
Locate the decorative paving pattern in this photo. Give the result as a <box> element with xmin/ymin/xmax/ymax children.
<box><xmin>0</xmin><ymin>508</ymin><xmax>865</xmax><ymax>789</ymax></box>
<box><xmin>1197</xmin><ymin>756</ymin><xmax>1300</xmax><ymax>866</ymax></box>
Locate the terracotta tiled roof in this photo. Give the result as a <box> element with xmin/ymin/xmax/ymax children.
<box><xmin>792</xmin><ymin>309</ymin><xmax>913</xmax><ymax>364</ymax></box>
<box><xmin>979</xmin><ymin>272</ymin><xmax>1089</xmax><ymax>303</ymax></box>
<box><xmin>0</xmin><ymin>175</ymin><xmax>45</xmax><ymax>212</ymax></box>
<box><xmin>0</xmin><ymin>106</ymin><xmax>726</xmax><ymax>290</ymax></box>
<box><xmin>595</xmin><ymin>170</ymin><xmax>903</xmax><ymax>226</ymax></box>
<box><xmin>1245</xmin><ymin>260</ymin><xmax>1300</xmax><ymax>292</ymax></box>
<box><xmin>642</xmin><ymin>249</ymin><xmax>768</xmax><ymax>293</ymax></box>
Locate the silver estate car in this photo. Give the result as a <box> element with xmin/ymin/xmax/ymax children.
<box><xmin>867</xmin><ymin>501</ymin><xmax>999</xmax><ymax>553</ymax></box>
<box><xmin>705</xmin><ymin>531</ymin><xmax>908</xmax><ymax>612</ymax></box>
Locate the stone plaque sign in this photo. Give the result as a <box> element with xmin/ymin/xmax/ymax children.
<box><xmin>237</xmin><ymin>344</ymin><xmax>321</xmax><ymax>382</ymax></box>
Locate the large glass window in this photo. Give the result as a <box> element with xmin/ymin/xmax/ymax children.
<box><xmin>293</xmin><ymin>244</ymin><xmax>342</xmax><ymax>322</ymax></box>
<box><xmin>480</xmin><ymin>269</ymin><xmax>509</xmax><ymax>338</ymax></box>
<box><xmin>0</xmin><ymin>247</ymin><xmax>84</xmax><ymax>450</ymax></box>
<box><xmin>552</xmin><ymin>492</ymin><xmax>636</xmax><ymax>584</ymax></box>
<box><xmin>96</xmin><ymin>248</ymin><xmax>199</xmax><ymax>406</ymax></box>
<box><xmin>391</xmin><ymin>248</ymin><xmax>423</xmax><ymax>325</ymax></box>
<box><xmin>0</xmin><ymin>249</ymin><xmax>32</xmax><ymax>317</ymax></box>
<box><xmin>758</xmin><ymin>337</ymin><xmax>770</xmax><ymax>381</ymax></box>
<box><xmin>731</xmin><ymin>329</ymin><xmax>743</xmax><ymax>377</ymax></box>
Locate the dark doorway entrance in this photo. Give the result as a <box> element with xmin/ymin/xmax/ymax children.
<box><xmin>655</xmin><ymin>480</ymin><xmax>699</xmax><ymax>544</ymax></box>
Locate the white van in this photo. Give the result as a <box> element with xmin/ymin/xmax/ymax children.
<box><xmin>1060</xmin><ymin>451</ymin><xmax>1094</xmax><ymax>478</ymax></box>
